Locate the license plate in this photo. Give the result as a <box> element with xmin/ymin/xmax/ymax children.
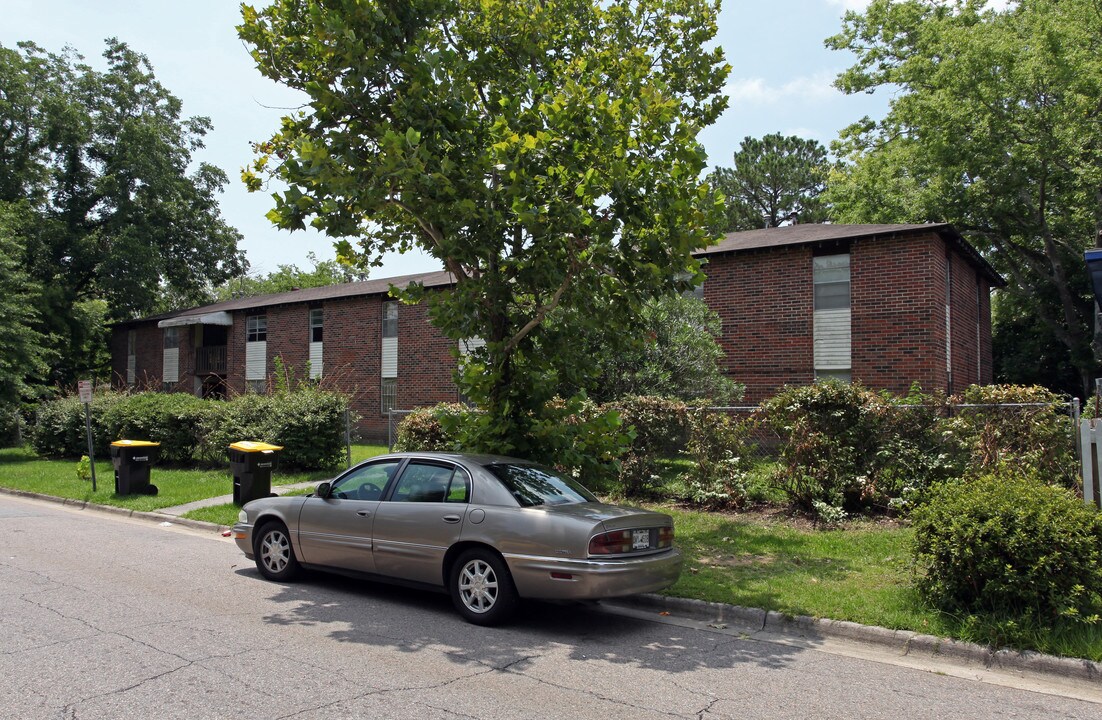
<box><xmin>632</xmin><ymin>529</ymin><xmax>650</xmax><ymax>550</ymax></box>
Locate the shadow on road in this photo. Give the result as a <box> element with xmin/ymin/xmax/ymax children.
<box><xmin>235</xmin><ymin>566</ymin><xmax>814</xmax><ymax>674</ymax></box>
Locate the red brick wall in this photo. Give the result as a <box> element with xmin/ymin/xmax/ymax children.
<box><xmin>265</xmin><ymin>304</ymin><xmax>312</xmax><ymax>382</ymax></box>
<box><xmin>702</xmin><ymin>230</ymin><xmax>996</xmax><ymax>401</ymax></box>
<box><xmin>850</xmin><ymin>233</ymin><xmax>948</xmax><ymax>395</ymax></box>
<box><xmin>399</xmin><ymin>300</ymin><xmax>460</xmax><ymax>409</ymax></box>
<box><xmin>703</xmin><ymin>245</ymin><xmax>814</xmax><ymax>403</ymax></box>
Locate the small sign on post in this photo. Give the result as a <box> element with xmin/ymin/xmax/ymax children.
<box><xmin>78</xmin><ymin>380</ymin><xmax>97</xmax><ymax>492</ymax></box>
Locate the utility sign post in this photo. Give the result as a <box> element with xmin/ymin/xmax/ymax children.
<box><xmin>78</xmin><ymin>380</ymin><xmax>97</xmax><ymax>492</ymax></box>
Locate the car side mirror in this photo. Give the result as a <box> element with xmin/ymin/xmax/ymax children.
<box><xmin>316</xmin><ymin>482</ymin><xmax>332</xmax><ymax>499</ymax></box>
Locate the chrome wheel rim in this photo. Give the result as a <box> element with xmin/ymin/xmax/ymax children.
<box><xmin>260</xmin><ymin>529</ymin><xmax>290</xmax><ymax>574</ymax></box>
<box><xmin>458</xmin><ymin>559</ymin><xmax>498</xmax><ymax>614</ymax></box>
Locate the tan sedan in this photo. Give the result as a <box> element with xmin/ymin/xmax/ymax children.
<box><xmin>232</xmin><ymin>452</ymin><xmax>682</xmax><ymax>625</ymax></box>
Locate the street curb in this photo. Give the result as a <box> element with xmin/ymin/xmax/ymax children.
<box><xmin>0</xmin><ymin>487</ymin><xmax>232</xmax><ymax>534</ymax></box>
<box><xmin>4</xmin><ymin>486</ymin><xmax>1100</xmax><ymax>683</ymax></box>
<box><xmin>612</xmin><ymin>594</ymin><xmax>1101</xmax><ymax>684</ymax></box>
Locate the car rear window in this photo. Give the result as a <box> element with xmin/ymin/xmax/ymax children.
<box><xmin>485</xmin><ymin>464</ymin><xmax>598</xmax><ymax>507</ymax></box>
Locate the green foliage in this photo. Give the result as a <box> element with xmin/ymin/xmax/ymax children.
<box><xmin>214</xmin><ymin>252</ymin><xmax>368</xmax><ymax>301</ymax></box>
<box><xmin>29</xmin><ymin>390</ymin><xmax>128</xmax><ymax>458</ymax></box>
<box><xmin>947</xmin><ymin>384</ymin><xmax>1077</xmax><ymax>487</ymax></box>
<box><xmin>392</xmin><ymin>404</ymin><xmax>469</xmax><ymax>452</ymax></box>
<box><xmin>101</xmin><ymin>392</ymin><xmax>213</xmax><ymax>464</ymax></box>
<box><xmin>912</xmin><ymin>472</ymin><xmax>1102</xmax><ymax>624</ymax></box>
<box><xmin>678</xmin><ymin>408</ymin><xmax>755</xmax><ymax>509</ymax></box>
<box><xmin>706</xmin><ymin>133</ymin><xmax>831</xmax><ymax>233</ymax></box>
<box><xmin>826</xmin><ymin>0</ymin><xmax>1102</xmax><ymax>394</ymax></box>
<box><xmin>0</xmin><ymin>202</ymin><xmax>49</xmax><ymax>409</ymax></box>
<box><xmin>760</xmin><ymin>381</ymin><xmax>886</xmax><ymax>515</ymax></box>
<box><xmin>759</xmin><ymin>381</ymin><xmax>1074</xmax><ymax>517</ymax></box>
<box><xmin>871</xmin><ymin>384</ymin><xmax>962</xmax><ymax>512</ymax></box>
<box><xmin>199</xmin><ymin>388</ymin><xmax>351</xmax><ymax>470</ymax></box>
<box><xmin>397</xmin><ymin>398</ymin><xmax>630</xmax><ymax>492</ymax></box>
<box><xmin>606</xmin><ymin>396</ymin><xmax>689</xmax><ymax>457</ymax></box>
<box><xmin>240</xmin><ymin>0</ymin><xmax>729</xmax><ymax>456</ymax></box>
<box><xmin>32</xmin><ymin>388</ymin><xmax>350</xmax><ymax>470</ymax></box>
<box><xmin>76</xmin><ymin>456</ymin><xmax>91</xmax><ymax>483</ymax></box>
<box><xmin>559</xmin><ymin>295</ymin><xmax>741</xmax><ymax>404</ymax></box>
<box><xmin>0</xmin><ymin>39</ymin><xmax>246</xmax><ymax>389</ymax></box>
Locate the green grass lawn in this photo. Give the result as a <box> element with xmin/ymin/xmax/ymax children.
<box><xmin>1</xmin><ymin>444</ymin><xmax>1099</xmax><ymax>661</ymax></box>
<box><xmin>0</xmin><ymin>444</ymin><xmax>388</xmax><ymax>513</ymax></box>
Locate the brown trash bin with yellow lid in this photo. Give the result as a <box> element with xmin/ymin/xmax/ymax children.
<box><xmin>109</xmin><ymin>440</ymin><xmax>161</xmax><ymax>495</ymax></box>
<box><xmin>229</xmin><ymin>441</ymin><xmax>283</xmax><ymax>506</ymax></box>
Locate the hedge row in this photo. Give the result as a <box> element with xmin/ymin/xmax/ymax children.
<box><xmin>30</xmin><ymin>388</ymin><xmax>352</xmax><ymax>470</ymax></box>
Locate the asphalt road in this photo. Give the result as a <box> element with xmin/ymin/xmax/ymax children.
<box><xmin>1</xmin><ymin>495</ymin><xmax>1099</xmax><ymax>720</ymax></box>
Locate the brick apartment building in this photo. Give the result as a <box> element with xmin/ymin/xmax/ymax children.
<box><xmin>110</xmin><ymin>223</ymin><xmax>1002</xmax><ymax>436</ymax></box>
<box><xmin>697</xmin><ymin>223</ymin><xmax>1003</xmax><ymax>403</ymax></box>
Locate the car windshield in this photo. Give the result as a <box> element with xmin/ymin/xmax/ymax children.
<box><xmin>485</xmin><ymin>463</ymin><xmax>598</xmax><ymax>507</ymax></box>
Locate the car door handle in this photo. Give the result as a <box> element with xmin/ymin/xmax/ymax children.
<box><xmin>442</xmin><ymin>514</ymin><xmax>461</xmax><ymax>523</ymax></box>
<box><xmin>357</xmin><ymin>510</ymin><xmax>372</xmax><ymax>517</ymax></box>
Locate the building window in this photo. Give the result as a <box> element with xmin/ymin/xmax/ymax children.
<box><xmin>382</xmin><ymin>301</ymin><xmax>398</xmax><ymax>338</ymax></box>
<box><xmin>163</xmin><ymin>327</ymin><xmax>179</xmax><ymax>349</ymax></box>
<box><xmin>162</xmin><ymin>381</ymin><xmax>176</xmax><ymax>392</ymax></box>
<box><xmin>309</xmin><ymin>308</ymin><xmax>323</xmax><ymax>342</ymax></box>
<box><xmin>812</xmin><ymin>253</ymin><xmax>852</xmax><ymax>381</ymax></box>
<box><xmin>247</xmin><ymin>379</ymin><xmax>266</xmax><ymax>394</ymax></box>
<box><xmin>813</xmin><ymin>256</ymin><xmax>851</xmax><ymax>310</ymax></box>
<box><xmin>381</xmin><ymin>378</ymin><xmax>397</xmax><ymax>414</ymax></box>
<box><xmin>246</xmin><ymin>315</ymin><xmax>267</xmax><ymax>343</ymax></box>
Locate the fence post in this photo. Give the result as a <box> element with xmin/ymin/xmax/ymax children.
<box><xmin>344</xmin><ymin>408</ymin><xmax>352</xmax><ymax>470</ymax></box>
<box><xmin>387</xmin><ymin>410</ymin><xmax>394</xmax><ymax>452</ymax></box>
<box><xmin>1080</xmin><ymin>417</ymin><xmax>1102</xmax><ymax>509</ymax></box>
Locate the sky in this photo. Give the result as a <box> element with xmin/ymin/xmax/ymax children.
<box><xmin>3</xmin><ymin>0</ymin><xmax>893</xmax><ymax>280</ymax></box>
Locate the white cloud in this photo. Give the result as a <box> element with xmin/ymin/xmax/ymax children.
<box><xmin>726</xmin><ymin>71</ymin><xmax>841</xmax><ymax>106</ymax></box>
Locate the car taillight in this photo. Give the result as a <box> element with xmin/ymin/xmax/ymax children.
<box><xmin>589</xmin><ymin>530</ymin><xmax>632</xmax><ymax>555</ymax></box>
<box><xmin>657</xmin><ymin>526</ymin><xmax>674</xmax><ymax>549</ymax></box>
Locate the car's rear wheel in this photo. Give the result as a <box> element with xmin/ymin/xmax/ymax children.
<box><xmin>449</xmin><ymin>548</ymin><xmax>518</xmax><ymax>626</ymax></box>
<box><xmin>254</xmin><ymin>521</ymin><xmax>300</xmax><ymax>582</ymax></box>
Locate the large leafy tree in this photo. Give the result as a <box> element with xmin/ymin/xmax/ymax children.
<box><xmin>213</xmin><ymin>252</ymin><xmax>368</xmax><ymax>301</ymax></box>
<box><xmin>240</xmin><ymin>0</ymin><xmax>729</xmax><ymax>455</ymax></box>
<box><xmin>556</xmin><ymin>294</ymin><xmax>739</xmax><ymax>404</ymax></box>
<box><xmin>0</xmin><ymin>202</ymin><xmax>50</xmax><ymax>409</ymax></box>
<box><xmin>825</xmin><ymin>0</ymin><xmax>1102</xmax><ymax>396</ymax></box>
<box><xmin>0</xmin><ymin>40</ymin><xmax>247</xmax><ymax>386</ymax></box>
<box><xmin>707</xmin><ymin>133</ymin><xmax>831</xmax><ymax>233</ymax></box>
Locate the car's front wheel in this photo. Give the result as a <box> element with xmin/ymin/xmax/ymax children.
<box><xmin>254</xmin><ymin>521</ymin><xmax>300</xmax><ymax>582</ymax></box>
<box><xmin>449</xmin><ymin>549</ymin><xmax>518</xmax><ymax>626</ymax></box>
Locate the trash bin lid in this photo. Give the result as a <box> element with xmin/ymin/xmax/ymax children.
<box><xmin>229</xmin><ymin>441</ymin><xmax>284</xmax><ymax>453</ymax></box>
<box><xmin>111</xmin><ymin>439</ymin><xmax>161</xmax><ymax>447</ymax></box>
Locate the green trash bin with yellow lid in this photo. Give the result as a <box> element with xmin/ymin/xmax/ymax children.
<box><xmin>229</xmin><ymin>441</ymin><xmax>283</xmax><ymax>506</ymax></box>
<box><xmin>109</xmin><ymin>440</ymin><xmax>161</xmax><ymax>496</ymax></box>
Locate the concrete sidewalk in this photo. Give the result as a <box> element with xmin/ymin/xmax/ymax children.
<box><xmin>156</xmin><ymin>480</ymin><xmax>321</xmax><ymax>516</ymax></box>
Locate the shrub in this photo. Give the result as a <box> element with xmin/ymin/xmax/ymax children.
<box><xmin>102</xmin><ymin>392</ymin><xmax>213</xmax><ymax>464</ymax></box>
<box><xmin>678</xmin><ymin>408</ymin><xmax>754</xmax><ymax>509</ymax></box>
<box><xmin>30</xmin><ymin>390</ymin><xmax>128</xmax><ymax>458</ymax></box>
<box><xmin>869</xmin><ymin>384</ymin><xmax>962</xmax><ymax>513</ymax></box>
<box><xmin>0</xmin><ymin>406</ymin><xmax>23</xmax><ymax>447</ymax></box>
<box><xmin>393</xmin><ymin>404</ymin><xmax>469</xmax><ymax>452</ymax></box>
<box><xmin>759</xmin><ymin>380</ymin><xmax>885</xmax><ymax>515</ymax></box>
<box><xmin>946</xmin><ymin>384</ymin><xmax>1077</xmax><ymax>488</ymax></box>
<box><xmin>199</xmin><ymin>387</ymin><xmax>350</xmax><ymax>470</ymax></box>
<box><xmin>912</xmin><ymin>472</ymin><xmax>1102</xmax><ymax>623</ymax></box>
<box><xmin>527</xmin><ymin>396</ymin><xmax>629</xmax><ymax>493</ymax></box>
<box><xmin>604</xmin><ymin>395</ymin><xmax>688</xmax><ymax>456</ymax></box>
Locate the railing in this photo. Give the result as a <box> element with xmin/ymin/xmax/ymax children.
<box><xmin>195</xmin><ymin>346</ymin><xmax>227</xmax><ymax>375</ymax></box>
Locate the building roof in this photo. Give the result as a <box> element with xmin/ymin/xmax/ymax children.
<box><xmin>117</xmin><ymin>268</ymin><xmax>457</xmax><ymax>327</ymax></box>
<box><xmin>696</xmin><ymin>223</ymin><xmax>1005</xmax><ymax>286</ymax></box>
